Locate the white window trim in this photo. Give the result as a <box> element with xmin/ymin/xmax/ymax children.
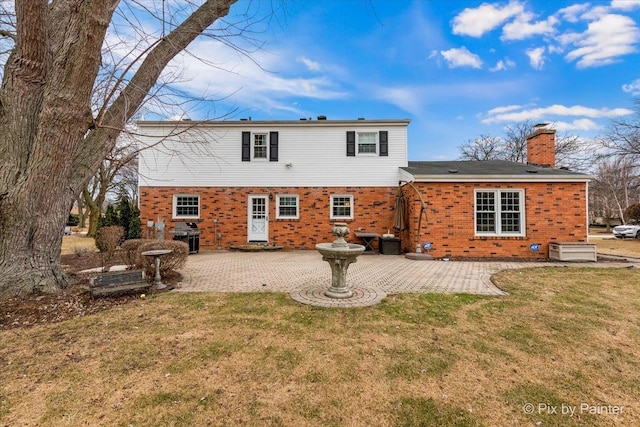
<box><xmin>330</xmin><ymin>194</ymin><xmax>354</xmax><ymax>220</ymax></box>
<box><xmin>173</xmin><ymin>194</ymin><xmax>200</xmax><ymax>219</ymax></box>
<box><xmin>474</xmin><ymin>189</ymin><xmax>525</xmax><ymax>237</ymax></box>
<box><xmin>357</xmin><ymin>131</ymin><xmax>378</xmax><ymax>156</ymax></box>
<box><xmin>276</xmin><ymin>194</ymin><xmax>299</xmax><ymax>219</ymax></box>
<box><xmin>252</xmin><ymin>133</ymin><xmax>268</xmax><ymax>160</ymax></box>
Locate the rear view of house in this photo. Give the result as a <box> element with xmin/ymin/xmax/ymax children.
<box><xmin>138</xmin><ymin>119</ymin><xmax>590</xmax><ymax>259</ymax></box>
<box><xmin>137</xmin><ymin>118</ymin><xmax>409</xmax><ymax>250</ymax></box>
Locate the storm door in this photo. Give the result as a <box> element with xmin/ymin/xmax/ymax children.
<box><xmin>248</xmin><ymin>195</ymin><xmax>269</xmax><ymax>242</ymax></box>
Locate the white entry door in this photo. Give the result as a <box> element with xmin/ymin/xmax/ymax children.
<box><xmin>248</xmin><ymin>195</ymin><xmax>269</xmax><ymax>242</ymax></box>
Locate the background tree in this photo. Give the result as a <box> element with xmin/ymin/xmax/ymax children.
<box><xmin>624</xmin><ymin>203</ymin><xmax>640</xmax><ymax>223</ymax></box>
<box><xmin>0</xmin><ymin>0</ymin><xmax>256</xmax><ymax>298</ymax></box>
<box><xmin>589</xmin><ymin>157</ymin><xmax>640</xmax><ymax>227</ymax></box>
<box><xmin>82</xmin><ymin>140</ymin><xmax>139</xmax><ymax>237</ymax></box>
<box><xmin>592</xmin><ymin>98</ymin><xmax>640</xmax><ymax>227</ymax></box>
<box><xmin>458</xmin><ymin>121</ymin><xmax>591</xmax><ymax>171</ymax></box>
<box><xmin>600</xmin><ymin>99</ymin><xmax>640</xmax><ymax>161</ymax></box>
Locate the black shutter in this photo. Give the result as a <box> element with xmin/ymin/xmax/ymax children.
<box><xmin>379</xmin><ymin>131</ymin><xmax>388</xmax><ymax>156</ymax></box>
<box><xmin>269</xmin><ymin>131</ymin><xmax>279</xmax><ymax>162</ymax></box>
<box><xmin>241</xmin><ymin>131</ymin><xmax>250</xmax><ymax>161</ymax></box>
<box><xmin>346</xmin><ymin>131</ymin><xmax>356</xmax><ymax>156</ymax></box>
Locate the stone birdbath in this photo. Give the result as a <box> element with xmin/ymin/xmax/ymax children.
<box><xmin>315</xmin><ymin>223</ymin><xmax>365</xmax><ymax>298</ymax></box>
<box><xmin>141</xmin><ymin>249</ymin><xmax>172</xmax><ymax>290</ymax></box>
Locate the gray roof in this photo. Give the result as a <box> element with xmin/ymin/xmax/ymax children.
<box><xmin>402</xmin><ymin>160</ymin><xmax>590</xmax><ymax>181</ymax></box>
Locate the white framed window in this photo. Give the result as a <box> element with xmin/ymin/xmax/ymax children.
<box><xmin>474</xmin><ymin>189</ymin><xmax>525</xmax><ymax>236</ymax></box>
<box><xmin>173</xmin><ymin>194</ymin><xmax>200</xmax><ymax>219</ymax></box>
<box><xmin>276</xmin><ymin>195</ymin><xmax>299</xmax><ymax>219</ymax></box>
<box><xmin>253</xmin><ymin>133</ymin><xmax>268</xmax><ymax>159</ymax></box>
<box><xmin>330</xmin><ymin>194</ymin><xmax>353</xmax><ymax>220</ymax></box>
<box><xmin>357</xmin><ymin>132</ymin><xmax>377</xmax><ymax>154</ymax></box>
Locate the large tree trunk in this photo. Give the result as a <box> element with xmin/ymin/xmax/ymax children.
<box><xmin>0</xmin><ymin>0</ymin><xmax>236</xmax><ymax>299</ymax></box>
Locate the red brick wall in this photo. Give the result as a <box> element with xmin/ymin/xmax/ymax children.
<box><xmin>139</xmin><ymin>186</ymin><xmax>396</xmax><ymax>250</ymax></box>
<box><xmin>527</xmin><ymin>129</ymin><xmax>556</xmax><ymax>167</ymax></box>
<box><xmin>400</xmin><ymin>181</ymin><xmax>587</xmax><ymax>259</ymax></box>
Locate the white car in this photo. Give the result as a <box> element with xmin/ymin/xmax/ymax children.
<box><xmin>612</xmin><ymin>224</ymin><xmax>640</xmax><ymax>239</ymax></box>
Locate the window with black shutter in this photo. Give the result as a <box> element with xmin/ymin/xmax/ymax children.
<box><xmin>346</xmin><ymin>131</ymin><xmax>356</xmax><ymax>156</ymax></box>
<box><xmin>379</xmin><ymin>131</ymin><xmax>388</xmax><ymax>156</ymax></box>
<box><xmin>269</xmin><ymin>132</ymin><xmax>279</xmax><ymax>162</ymax></box>
<box><xmin>241</xmin><ymin>131</ymin><xmax>251</xmax><ymax>161</ymax></box>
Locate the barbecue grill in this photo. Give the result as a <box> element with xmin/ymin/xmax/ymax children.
<box><xmin>169</xmin><ymin>222</ymin><xmax>200</xmax><ymax>254</ymax></box>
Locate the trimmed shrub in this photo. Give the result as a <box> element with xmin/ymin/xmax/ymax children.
<box><xmin>95</xmin><ymin>226</ymin><xmax>124</xmax><ymax>260</ymax></box>
<box><xmin>137</xmin><ymin>240</ymin><xmax>189</xmax><ymax>277</ymax></box>
<box><xmin>120</xmin><ymin>238</ymin><xmax>155</xmax><ymax>267</ymax></box>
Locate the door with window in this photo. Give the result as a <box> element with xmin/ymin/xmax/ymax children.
<box><xmin>248</xmin><ymin>195</ymin><xmax>269</xmax><ymax>242</ymax></box>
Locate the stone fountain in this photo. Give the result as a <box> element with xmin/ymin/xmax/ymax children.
<box><xmin>315</xmin><ymin>223</ymin><xmax>365</xmax><ymax>298</ymax></box>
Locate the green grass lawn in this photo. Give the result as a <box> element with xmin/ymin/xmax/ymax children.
<box><xmin>1</xmin><ymin>267</ymin><xmax>639</xmax><ymax>426</ymax></box>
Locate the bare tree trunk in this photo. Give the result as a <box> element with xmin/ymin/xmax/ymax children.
<box><xmin>0</xmin><ymin>0</ymin><xmax>236</xmax><ymax>299</ymax></box>
<box><xmin>77</xmin><ymin>197</ymin><xmax>86</xmax><ymax>229</ymax></box>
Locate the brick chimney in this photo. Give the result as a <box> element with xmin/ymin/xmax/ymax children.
<box><xmin>526</xmin><ymin>123</ymin><xmax>555</xmax><ymax>168</ymax></box>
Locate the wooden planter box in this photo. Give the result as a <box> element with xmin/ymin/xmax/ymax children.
<box><xmin>548</xmin><ymin>242</ymin><xmax>596</xmax><ymax>262</ymax></box>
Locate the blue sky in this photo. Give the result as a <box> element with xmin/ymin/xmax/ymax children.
<box><xmin>142</xmin><ymin>0</ymin><xmax>640</xmax><ymax>161</ymax></box>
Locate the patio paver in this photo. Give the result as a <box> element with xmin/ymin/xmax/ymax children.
<box><xmin>175</xmin><ymin>250</ymin><xmax>636</xmax><ymax>307</ymax></box>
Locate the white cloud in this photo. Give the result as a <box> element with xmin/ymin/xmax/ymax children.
<box><xmin>487</xmin><ymin>104</ymin><xmax>524</xmax><ymax>115</ymax></box>
<box><xmin>169</xmin><ymin>39</ymin><xmax>348</xmax><ymax>116</ymax></box>
<box><xmin>451</xmin><ymin>1</ymin><xmax>524</xmax><ymax>37</ymax></box>
<box><xmin>565</xmin><ymin>14</ymin><xmax>640</xmax><ymax>68</ymax></box>
<box><xmin>623</xmin><ymin>78</ymin><xmax>640</xmax><ymax>95</ymax></box>
<box><xmin>557</xmin><ymin>4</ymin><xmax>592</xmax><ymax>23</ymax></box>
<box><xmin>371</xmin><ymin>85</ymin><xmax>426</xmax><ymax>117</ymax></box>
<box><xmin>526</xmin><ymin>47</ymin><xmax>546</xmax><ymax>70</ymax></box>
<box><xmin>296</xmin><ymin>56</ymin><xmax>321</xmax><ymax>72</ymax></box>
<box><xmin>440</xmin><ymin>47</ymin><xmax>483</xmax><ymax>69</ymax></box>
<box><xmin>489</xmin><ymin>58</ymin><xmax>516</xmax><ymax>71</ymax></box>
<box><xmin>580</xmin><ymin>6</ymin><xmax>611</xmax><ymax>20</ymax></box>
<box><xmin>611</xmin><ymin>0</ymin><xmax>640</xmax><ymax>11</ymax></box>
<box><xmin>502</xmin><ymin>13</ymin><xmax>558</xmax><ymax>40</ymax></box>
<box><xmin>482</xmin><ymin>104</ymin><xmax>634</xmax><ymax>123</ymax></box>
<box><xmin>553</xmin><ymin>119</ymin><xmax>600</xmax><ymax>131</ymax></box>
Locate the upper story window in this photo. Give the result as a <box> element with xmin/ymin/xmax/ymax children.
<box><xmin>358</xmin><ymin>132</ymin><xmax>377</xmax><ymax>154</ymax></box>
<box><xmin>330</xmin><ymin>194</ymin><xmax>354</xmax><ymax>220</ymax></box>
<box><xmin>276</xmin><ymin>195</ymin><xmax>299</xmax><ymax>219</ymax></box>
<box><xmin>253</xmin><ymin>133</ymin><xmax>268</xmax><ymax>159</ymax></box>
<box><xmin>347</xmin><ymin>131</ymin><xmax>388</xmax><ymax>157</ymax></box>
<box><xmin>475</xmin><ymin>189</ymin><xmax>525</xmax><ymax>236</ymax></box>
<box><xmin>242</xmin><ymin>131</ymin><xmax>278</xmax><ymax>162</ymax></box>
<box><xmin>173</xmin><ymin>194</ymin><xmax>200</xmax><ymax>219</ymax></box>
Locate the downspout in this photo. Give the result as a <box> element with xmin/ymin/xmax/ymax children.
<box><xmin>400</xmin><ymin>180</ymin><xmax>428</xmax><ymax>253</ymax></box>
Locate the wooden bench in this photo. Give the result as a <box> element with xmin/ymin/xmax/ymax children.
<box><xmin>90</xmin><ymin>270</ymin><xmax>149</xmax><ymax>296</ymax></box>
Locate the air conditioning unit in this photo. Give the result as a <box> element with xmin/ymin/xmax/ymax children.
<box><xmin>549</xmin><ymin>242</ymin><xmax>596</xmax><ymax>262</ymax></box>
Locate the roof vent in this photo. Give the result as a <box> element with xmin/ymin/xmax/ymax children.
<box><xmin>317</xmin><ymin>115</ymin><xmax>327</xmax><ymax>120</ymax></box>
<box><xmin>357</xmin><ymin>117</ymin><xmax>365</xmax><ymax>120</ymax></box>
<box><xmin>240</xmin><ymin>118</ymin><xmax>248</xmax><ymax>121</ymax></box>
<box><xmin>448</xmin><ymin>169</ymin><xmax>459</xmax><ymax>174</ymax></box>
<box><xmin>526</xmin><ymin>168</ymin><xmax>539</xmax><ymax>173</ymax></box>
<box><xmin>300</xmin><ymin>118</ymin><xmax>307</xmax><ymax>121</ymax></box>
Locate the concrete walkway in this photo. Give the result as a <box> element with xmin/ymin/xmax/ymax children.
<box><xmin>175</xmin><ymin>250</ymin><xmax>636</xmax><ymax>307</ymax></box>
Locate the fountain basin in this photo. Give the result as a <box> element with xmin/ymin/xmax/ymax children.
<box><xmin>316</xmin><ymin>242</ymin><xmax>365</xmax><ymax>299</ymax></box>
<box><xmin>315</xmin><ymin>243</ymin><xmax>366</xmax><ymax>258</ymax></box>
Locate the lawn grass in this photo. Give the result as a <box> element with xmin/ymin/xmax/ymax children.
<box><xmin>591</xmin><ymin>237</ymin><xmax>640</xmax><ymax>257</ymax></box>
<box><xmin>1</xmin><ymin>268</ymin><xmax>639</xmax><ymax>426</ymax></box>
<box><xmin>61</xmin><ymin>233</ymin><xmax>97</xmax><ymax>256</ymax></box>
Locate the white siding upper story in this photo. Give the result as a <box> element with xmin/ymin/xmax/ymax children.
<box><xmin>137</xmin><ymin>119</ymin><xmax>409</xmax><ymax>187</ymax></box>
